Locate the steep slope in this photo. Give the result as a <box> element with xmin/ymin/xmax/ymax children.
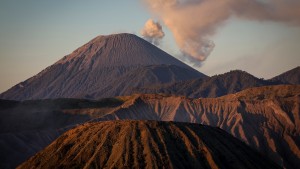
<box><xmin>0</xmin><ymin>33</ymin><xmax>205</xmax><ymax>101</ymax></box>
<box><xmin>18</xmin><ymin>120</ymin><xmax>281</xmax><ymax>169</ymax></box>
<box><xmin>90</xmin><ymin>85</ymin><xmax>299</xmax><ymax>169</ymax></box>
<box><xmin>131</xmin><ymin>70</ymin><xmax>278</xmax><ymax>98</ymax></box>
<box><xmin>271</xmin><ymin>66</ymin><xmax>300</xmax><ymax>84</ymax></box>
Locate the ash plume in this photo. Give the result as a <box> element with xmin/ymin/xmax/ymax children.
<box><xmin>141</xmin><ymin>19</ymin><xmax>165</xmax><ymax>45</ymax></box>
<box><xmin>143</xmin><ymin>0</ymin><xmax>300</xmax><ymax>63</ymax></box>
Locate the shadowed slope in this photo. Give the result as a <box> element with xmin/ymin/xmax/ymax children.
<box><xmin>0</xmin><ymin>98</ymin><xmax>123</xmax><ymax>169</ymax></box>
<box><xmin>0</xmin><ymin>98</ymin><xmax>123</xmax><ymax>133</ymax></box>
<box><xmin>0</xmin><ymin>129</ymin><xmax>63</xmax><ymax>169</ymax></box>
<box><xmin>18</xmin><ymin>120</ymin><xmax>281</xmax><ymax>169</ymax></box>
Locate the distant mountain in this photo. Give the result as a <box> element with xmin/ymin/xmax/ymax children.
<box><xmin>0</xmin><ymin>33</ymin><xmax>205</xmax><ymax>101</ymax></box>
<box><xmin>131</xmin><ymin>70</ymin><xmax>279</xmax><ymax>98</ymax></box>
<box><xmin>18</xmin><ymin>120</ymin><xmax>280</xmax><ymax>169</ymax></box>
<box><xmin>270</xmin><ymin>66</ymin><xmax>300</xmax><ymax>84</ymax></box>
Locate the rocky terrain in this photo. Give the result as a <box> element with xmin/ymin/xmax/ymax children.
<box><xmin>18</xmin><ymin>120</ymin><xmax>281</xmax><ymax>169</ymax></box>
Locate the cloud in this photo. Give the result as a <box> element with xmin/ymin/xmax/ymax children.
<box><xmin>141</xmin><ymin>19</ymin><xmax>165</xmax><ymax>45</ymax></box>
<box><xmin>143</xmin><ymin>0</ymin><xmax>300</xmax><ymax>64</ymax></box>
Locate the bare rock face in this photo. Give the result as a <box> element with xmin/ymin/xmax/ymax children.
<box><xmin>0</xmin><ymin>33</ymin><xmax>205</xmax><ymax>101</ymax></box>
<box><xmin>17</xmin><ymin>120</ymin><xmax>281</xmax><ymax>169</ymax></box>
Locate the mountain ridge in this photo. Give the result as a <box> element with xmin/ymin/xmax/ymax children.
<box><xmin>130</xmin><ymin>69</ymin><xmax>281</xmax><ymax>98</ymax></box>
<box><xmin>90</xmin><ymin>85</ymin><xmax>300</xmax><ymax>169</ymax></box>
<box><xmin>271</xmin><ymin>66</ymin><xmax>300</xmax><ymax>84</ymax></box>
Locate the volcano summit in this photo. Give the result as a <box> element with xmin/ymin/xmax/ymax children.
<box><xmin>0</xmin><ymin>33</ymin><xmax>205</xmax><ymax>101</ymax></box>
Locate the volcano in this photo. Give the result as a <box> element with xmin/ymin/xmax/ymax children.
<box><xmin>0</xmin><ymin>33</ymin><xmax>205</xmax><ymax>101</ymax></box>
<box><xmin>17</xmin><ymin>120</ymin><xmax>280</xmax><ymax>169</ymax></box>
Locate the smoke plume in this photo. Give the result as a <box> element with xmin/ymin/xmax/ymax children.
<box><xmin>141</xmin><ymin>19</ymin><xmax>165</xmax><ymax>45</ymax></box>
<box><xmin>143</xmin><ymin>0</ymin><xmax>300</xmax><ymax>63</ymax></box>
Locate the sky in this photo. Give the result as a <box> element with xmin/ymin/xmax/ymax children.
<box><xmin>0</xmin><ymin>0</ymin><xmax>300</xmax><ymax>93</ymax></box>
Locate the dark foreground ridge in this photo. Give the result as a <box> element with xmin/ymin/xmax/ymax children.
<box><xmin>18</xmin><ymin>120</ymin><xmax>281</xmax><ymax>169</ymax></box>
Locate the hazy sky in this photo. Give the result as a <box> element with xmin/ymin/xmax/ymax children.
<box><xmin>0</xmin><ymin>0</ymin><xmax>300</xmax><ymax>93</ymax></box>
